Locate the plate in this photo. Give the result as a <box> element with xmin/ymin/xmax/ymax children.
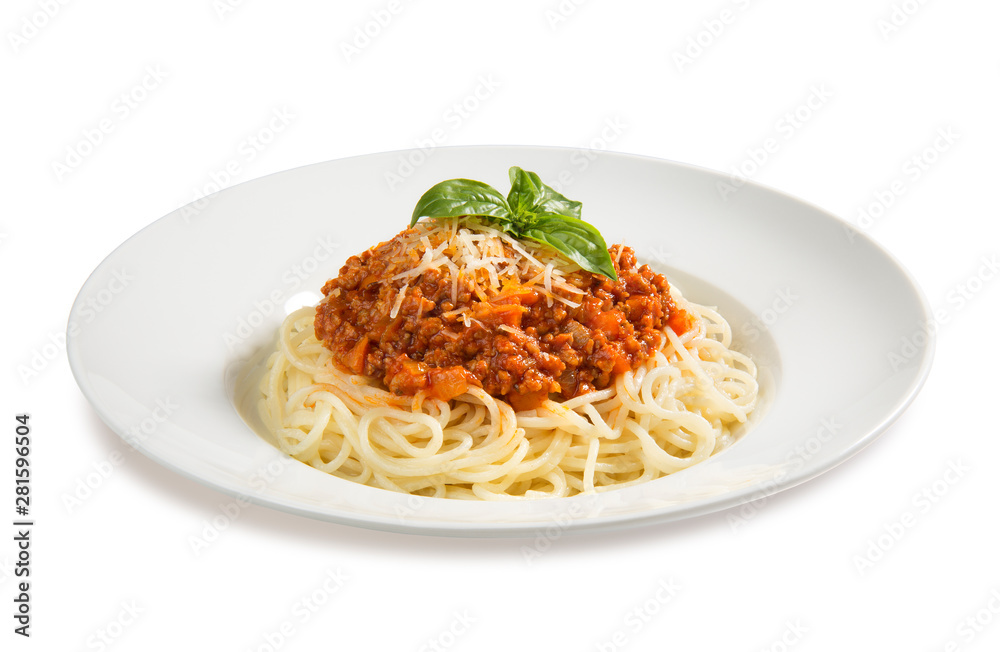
<box><xmin>67</xmin><ymin>146</ymin><xmax>934</xmax><ymax>537</ymax></box>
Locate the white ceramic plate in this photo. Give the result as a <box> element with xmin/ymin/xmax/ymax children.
<box><xmin>67</xmin><ymin>146</ymin><xmax>934</xmax><ymax>537</ymax></box>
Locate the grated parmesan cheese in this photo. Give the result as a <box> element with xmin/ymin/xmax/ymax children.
<box><xmin>389</xmin><ymin>281</ymin><xmax>409</xmax><ymax>318</ymax></box>
<box><xmin>385</xmin><ymin>218</ymin><xmax>593</xmax><ymax>315</ymax></box>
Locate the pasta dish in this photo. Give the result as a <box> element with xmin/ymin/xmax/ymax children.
<box><xmin>259</xmin><ymin>168</ymin><xmax>758</xmax><ymax>499</ymax></box>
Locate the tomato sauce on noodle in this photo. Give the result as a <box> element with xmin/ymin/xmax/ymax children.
<box><xmin>314</xmin><ymin>227</ymin><xmax>690</xmax><ymax>410</ymax></box>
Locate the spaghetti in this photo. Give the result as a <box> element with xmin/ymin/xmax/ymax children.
<box><xmin>258</xmin><ymin>219</ymin><xmax>758</xmax><ymax>499</ymax></box>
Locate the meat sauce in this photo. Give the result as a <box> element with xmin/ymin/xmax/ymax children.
<box><xmin>314</xmin><ymin>227</ymin><xmax>691</xmax><ymax>411</ymax></box>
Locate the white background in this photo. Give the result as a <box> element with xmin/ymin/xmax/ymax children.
<box><xmin>3</xmin><ymin>0</ymin><xmax>999</xmax><ymax>650</ymax></box>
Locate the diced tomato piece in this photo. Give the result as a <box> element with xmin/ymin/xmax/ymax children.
<box><xmin>343</xmin><ymin>337</ymin><xmax>369</xmax><ymax>374</ymax></box>
<box><xmin>427</xmin><ymin>366</ymin><xmax>472</xmax><ymax>401</ymax></box>
<box><xmin>507</xmin><ymin>389</ymin><xmax>548</xmax><ymax>412</ymax></box>
<box><xmin>492</xmin><ymin>286</ymin><xmax>540</xmax><ymax>306</ymax></box>
<box><xmin>473</xmin><ymin>302</ymin><xmax>525</xmax><ymax>328</ymax></box>
<box><xmin>385</xmin><ymin>358</ymin><xmax>428</xmax><ymax>395</ymax></box>
<box><xmin>588</xmin><ymin>310</ymin><xmax>622</xmax><ymax>338</ymax></box>
<box><xmin>612</xmin><ymin>354</ymin><xmax>632</xmax><ymax>374</ymax></box>
<box><xmin>667</xmin><ymin>308</ymin><xmax>693</xmax><ymax>335</ymax></box>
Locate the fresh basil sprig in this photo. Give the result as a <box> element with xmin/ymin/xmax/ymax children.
<box><xmin>409</xmin><ymin>166</ymin><xmax>617</xmax><ymax>281</ymax></box>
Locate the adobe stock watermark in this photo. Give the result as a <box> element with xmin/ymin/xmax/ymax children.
<box><xmin>223</xmin><ymin>235</ymin><xmax>340</xmax><ymax>353</ymax></box>
<box><xmin>888</xmin><ymin>253</ymin><xmax>998</xmax><ymax>372</ymax></box>
<box><xmin>595</xmin><ymin>578</ymin><xmax>681</xmax><ymax>652</ymax></box>
<box><xmin>416</xmin><ymin>610</ymin><xmax>477</xmax><ymax>652</ymax></box>
<box><xmin>544</xmin><ymin>0</ymin><xmax>592</xmax><ymax>31</ymax></box>
<box><xmin>61</xmin><ymin>451</ymin><xmax>120</xmax><ymax>514</ymax></box>
<box><xmin>188</xmin><ymin>456</ymin><xmax>295</xmax><ymax>555</ymax></box>
<box><xmin>671</xmin><ymin>0</ymin><xmax>756</xmax><ymax>73</ymax></box>
<box><xmin>188</xmin><ymin>497</ymin><xmax>252</xmax><ymax>556</ymax></box>
<box><xmin>547</xmin><ymin>116</ymin><xmax>628</xmax><ymax>194</ymax></box>
<box><xmin>0</xmin><ymin>557</ymin><xmax>17</xmax><ymax>588</ymax></box>
<box><xmin>876</xmin><ymin>0</ymin><xmax>932</xmax><ymax>40</ymax></box>
<box><xmin>728</xmin><ymin>417</ymin><xmax>842</xmax><ymax>533</ymax></box>
<box><xmin>393</xmin><ymin>493</ymin><xmax>428</xmax><ymax>523</ymax></box>
<box><xmin>51</xmin><ymin>65</ymin><xmax>168</xmax><ymax>182</ymax></box>
<box><xmin>17</xmin><ymin>330</ymin><xmax>69</xmax><ymax>387</ymax></box>
<box><xmin>845</xmin><ymin>127</ymin><xmax>959</xmax><ymax>241</ymax></box>
<box><xmin>384</xmin><ymin>73</ymin><xmax>501</xmax><ymax>192</ymax></box>
<box><xmin>647</xmin><ymin>245</ymin><xmax>672</xmax><ymax>265</ymax></box>
<box><xmin>716</xmin><ymin>84</ymin><xmax>834</xmax><ymax>200</ymax></box>
<box><xmin>740</xmin><ymin>287</ymin><xmax>799</xmax><ymax>343</ymax></box>
<box><xmin>241</xmin><ymin>567</ymin><xmax>347</xmax><ymax>652</ymax></box>
<box><xmin>520</xmin><ymin>495</ymin><xmax>601</xmax><ymax>565</ymax></box>
<box><xmin>935</xmin><ymin>589</ymin><xmax>1000</xmax><ymax>651</ymax></box>
<box><xmin>852</xmin><ymin>459</ymin><xmax>970</xmax><ymax>576</ymax></box>
<box><xmin>181</xmin><ymin>106</ymin><xmax>296</xmax><ymax>223</ymax></box>
<box><xmin>18</xmin><ymin>268</ymin><xmax>134</xmax><ymax>386</ymax></box>
<box><xmin>757</xmin><ymin>620</ymin><xmax>809</xmax><ymax>652</ymax></box>
<box><xmin>83</xmin><ymin>600</ymin><xmax>145</xmax><ymax>651</ymax></box>
<box><xmin>340</xmin><ymin>0</ymin><xmax>413</xmax><ymax>62</ymax></box>
<box><xmin>213</xmin><ymin>0</ymin><xmax>250</xmax><ymax>21</ymax></box>
<box><xmin>7</xmin><ymin>0</ymin><xmax>72</xmax><ymax>54</ymax></box>
<box><xmin>61</xmin><ymin>397</ymin><xmax>179</xmax><ymax>514</ymax></box>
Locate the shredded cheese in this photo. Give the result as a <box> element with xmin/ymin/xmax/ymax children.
<box><xmin>389</xmin><ymin>281</ymin><xmax>409</xmax><ymax>318</ymax></box>
<box><xmin>384</xmin><ymin>218</ymin><xmax>593</xmax><ymax>317</ymax></box>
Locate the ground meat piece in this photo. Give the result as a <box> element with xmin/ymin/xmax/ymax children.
<box><xmin>313</xmin><ymin>224</ymin><xmax>689</xmax><ymax>409</ymax></box>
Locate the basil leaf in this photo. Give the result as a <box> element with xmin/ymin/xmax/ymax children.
<box><xmin>410</xmin><ymin>178</ymin><xmax>512</xmax><ymax>227</ymax></box>
<box><xmin>409</xmin><ymin>168</ymin><xmax>616</xmax><ymax>280</ymax></box>
<box><xmin>506</xmin><ymin>167</ymin><xmax>545</xmax><ymax>217</ymax></box>
<box><xmin>523</xmin><ymin>214</ymin><xmax>618</xmax><ymax>281</ymax></box>
<box><xmin>507</xmin><ymin>166</ymin><xmax>582</xmax><ymax>220</ymax></box>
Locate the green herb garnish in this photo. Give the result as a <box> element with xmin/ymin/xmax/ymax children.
<box><xmin>409</xmin><ymin>166</ymin><xmax>618</xmax><ymax>281</ymax></box>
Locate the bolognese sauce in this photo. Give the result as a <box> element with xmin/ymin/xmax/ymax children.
<box><xmin>314</xmin><ymin>222</ymin><xmax>690</xmax><ymax>411</ymax></box>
